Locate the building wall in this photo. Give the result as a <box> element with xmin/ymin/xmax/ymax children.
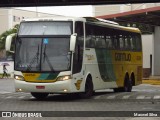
<box><xmin>153</xmin><ymin>26</ymin><xmax>160</xmax><ymax>76</ymax></box>
<box><xmin>0</xmin><ymin>8</ymin><xmax>59</xmax><ymax>34</ymax></box>
<box><xmin>12</xmin><ymin>9</ymin><xmax>56</xmax><ymax>27</ymax></box>
<box><xmin>142</xmin><ymin>34</ymin><xmax>153</xmax><ymax>68</ymax></box>
<box><xmin>142</xmin><ymin>34</ymin><xmax>153</xmax><ymax>77</ymax></box>
<box><xmin>0</xmin><ymin>9</ymin><xmax>9</xmax><ymax>34</ymax></box>
<box><xmin>93</xmin><ymin>5</ymin><xmax>122</xmax><ymax>16</ymax></box>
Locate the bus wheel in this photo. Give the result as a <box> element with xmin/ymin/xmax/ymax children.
<box><xmin>31</xmin><ymin>92</ymin><xmax>49</xmax><ymax>100</ymax></box>
<box><xmin>124</xmin><ymin>76</ymin><xmax>132</xmax><ymax>92</ymax></box>
<box><xmin>79</xmin><ymin>76</ymin><xmax>93</xmax><ymax>99</ymax></box>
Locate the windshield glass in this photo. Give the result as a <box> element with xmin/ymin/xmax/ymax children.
<box><xmin>15</xmin><ymin>37</ymin><xmax>71</xmax><ymax>72</ymax></box>
<box><xmin>19</xmin><ymin>21</ymin><xmax>72</xmax><ymax>35</ymax></box>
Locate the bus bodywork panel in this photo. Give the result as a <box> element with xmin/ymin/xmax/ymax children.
<box><xmin>14</xmin><ymin>71</ymin><xmax>85</xmax><ymax>93</ymax></box>
<box><xmin>84</xmin><ymin>48</ymin><xmax>142</xmax><ymax>90</ymax></box>
<box><xmin>15</xmin><ymin>79</ymin><xmax>72</xmax><ymax>93</ymax></box>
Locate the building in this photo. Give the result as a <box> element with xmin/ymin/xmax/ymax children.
<box><xmin>0</xmin><ymin>7</ymin><xmax>61</xmax><ymax>34</ymax></box>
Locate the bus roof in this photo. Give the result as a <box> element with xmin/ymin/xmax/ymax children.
<box><xmin>22</xmin><ymin>16</ymin><xmax>141</xmax><ymax>34</ymax></box>
<box><xmin>84</xmin><ymin>17</ymin><xmax>141</xmax><ymax>33</ymax></box>
<box><xmin>22</xmin><ymin>16</ymin><xmax>86</xmax><ymax>22</ymax></box>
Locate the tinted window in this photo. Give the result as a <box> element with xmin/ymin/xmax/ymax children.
<box><xmin>85</xmin><ymin>23</ymin><xmax>141</xmax><ymax>51</ymax></box>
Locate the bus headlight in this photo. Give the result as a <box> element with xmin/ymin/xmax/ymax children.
<box><xmin>14</xmin><ymin>75</ymin><xmax>24</xmax><ymax>81</ymax></box>
<box><xmin>56</xmin><ymin>75</ymin><xmax>71</xmax><ymax>81</ymax></box>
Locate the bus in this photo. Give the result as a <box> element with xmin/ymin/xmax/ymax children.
<box><xmin>5</xmin><ymin>16</ymin><xmax>142</xmax><ymax>99</ymax></box>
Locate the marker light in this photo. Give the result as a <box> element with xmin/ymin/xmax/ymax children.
<box><xmin>17</xmin><ymin>88</ymin><xmax>23</xmax><ymax>92</ymax></box>
<box><xmin>56</xmin><ymin>75</ymin><xmax>71</xmax><ymax>81</ymax></box>
<box><xmin>63</xmin><ymin>89</ymin><xmax>68</xmax><ymax>92</ymax></box>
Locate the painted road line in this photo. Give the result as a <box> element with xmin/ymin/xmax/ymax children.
<box><xmin>5</xmin><ymin>96</ymin><xmax>13</xmax><ymax>99</ymax></box>
<box><xmin>144</xmin><ymin>96</ymin><xmax>151</xmax><ymax>99</ymax></box>
<box><xmin>18</xmin><ymin>96</ymin><xmax>25</xmax><ymax>99</ymax></box>
<box><xmin>0</xmin><ymin>91</ymin><xmax>12</xmax><ymax>94</ymax></box>
<box><xmin>93</xmin><ymin>96</ymin><xmax>101</xmax><ymax>99</ymax></box>
<box><xmin>122</xmin><ymin>95</ymin><xmax>130</xmax><ymax>99</ymax></box>
<box><xmin>136</xmin><ymin>96</ymin><xmax>145</xmax><ymax>99</ymax></box>
<box><xmin>153</xmin><ymin>95</ymin><xmax>160</xmax><ymax>99</ymax></box>
<box><xmin>107</xmin><ymin>95</ymin><xmax>115</xmax><ymax>99</ymax></box>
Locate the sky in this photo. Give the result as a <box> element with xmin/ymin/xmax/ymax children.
<box><xmin>16</xmin><ymin>6</ymin><xmax>94</xmax><ymax>17</ymax></box>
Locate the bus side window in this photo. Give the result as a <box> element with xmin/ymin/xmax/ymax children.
<box><xmin>135</xmin><ymin>34</ymin><xmax>142</xmax><ymax>51</ymax></box>
<box><xmin>95</xmin><ymin>36</ymin><xmax>106</xmax><ymax>48</ymax></box>
<box><xmin>106</xmin><ymin>36</ymin><xmax>112</xmax><ymax>49</ymax></box>
<box><xmin>91</xmin><ymin>36</ymin><xmax>96</xmax><ymax>48</ymax></box>
<box><xmin>124</xmin><ymin>35</ymin><xmax>131</xmax><ymax>50</ymax></box>
<box><xmin>130</xmin><ymin>35</ymin><xmax>136</xmax><ymax>51</ymax></box>
<box><xmin>119</xmin><ymin>35</ymin><xmax>124</xmax><ymax>50</ymax></box>
<box><xmin>85</xmin><ymin>24</ymin><xmax>95</xmax><ymax>48</ymax></box>
<box><xmin>113</xmin><ymin>35</ymin><xmax>119</xmax><ymax>49</ymax></box>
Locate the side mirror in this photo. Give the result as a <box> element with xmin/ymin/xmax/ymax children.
<box><xmin>70</xmin><ymin>33</ymin><xmax>77</xmax><ymax>52</ymax></box>
<box><xmin>5</xmin><ymin>33</ymin><xmax>16</xmax><ymax>53</ymax></box>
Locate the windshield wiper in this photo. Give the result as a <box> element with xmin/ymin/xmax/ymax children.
<box><xmin>60</xmin><ymin>52</ymin><xmax>71</xmax><ymax>69</ymax></box>
<box><xmin>26</xmin><ymin>45</ymin><xmax>40</xmax><ymax>71</ymax></box>
<box><xmin>43</xmin><ymin>44</ymin><xmax>55</xmax><ymax>72</ymax></box>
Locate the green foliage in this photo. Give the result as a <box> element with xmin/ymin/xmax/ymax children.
<box><xmin>0</xmin><ymin>24</ymin><xmax>19</xmax><ymax>50</ymax></box>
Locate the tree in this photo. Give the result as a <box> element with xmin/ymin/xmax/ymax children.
<box><xmin>0</xmin><ymin>24</ymin><xmax>19</xmax><ymax>50</ymax></box>
<box><xmin>0</xmin><ymin>24</ymin><xmax>19</xmax><ymax>59</ymax></box>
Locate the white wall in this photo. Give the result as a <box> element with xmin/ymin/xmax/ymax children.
<box><xmin>142</xmin><ymin>34</ymin><xmax>153</xmax><ymax>68</ymax></box>
<box><xmin>153</xmin><ymin>26</ymin><xmax>160</xmax><ymax>75</ymax></box>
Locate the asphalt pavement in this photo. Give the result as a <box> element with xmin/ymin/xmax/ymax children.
<box><xmin>0</xmin><ymin>78</ymin><xmax>14</xmax><ymax>93</ymax></box>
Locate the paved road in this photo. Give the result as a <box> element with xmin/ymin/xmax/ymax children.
<box><xmin>0</xmin><ymin>79</ymin><xmax>160</xmax><ymax>120</ymax></box>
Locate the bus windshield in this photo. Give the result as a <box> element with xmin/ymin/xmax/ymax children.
<box><xmin>15</xmin><ymin>37</ymin><xmax>71</xmax><ymax>72</ymax></box>
<box><xmin>15</xmin><ymin>21</ymin><xmax>72</xmax><ymax>72</ymax></box>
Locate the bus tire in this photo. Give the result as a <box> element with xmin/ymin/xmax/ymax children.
<box><xmin>31</xmin><ymin>92</ymin><xmax>49</xmax><ymax>100</ymax></box>
<box><xmin>131</xmin><ymin>73</ymin><xmax>135</xmax><ymax>86</ymax></box>
<box><xmin>79</xmin><ymin>76</ymin><xmax>93</xmax><ymax>99</ymax></box>
<box><xmin>124</xmin><ymin>75</ymin><xmax>132</xmax><ymax>92</ymax></box>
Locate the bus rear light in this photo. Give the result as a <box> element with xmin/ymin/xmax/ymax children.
<box><xmin>36</xmin><ymin>86</ymin><xmax>45</xmax><ymax>89</ymax></box>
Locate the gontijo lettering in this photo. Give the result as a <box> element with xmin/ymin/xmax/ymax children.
<box><xmin>115</xmin><ymin>53</ymin><xmax>131</xmax><ymax>61</ymax></box>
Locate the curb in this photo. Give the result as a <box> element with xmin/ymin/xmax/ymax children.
<box><xmin>142</xmin><ymin>79</ymin><xmax>160</xmax><ymax>85</ymax></box>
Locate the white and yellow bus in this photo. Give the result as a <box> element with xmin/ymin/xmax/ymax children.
<box><xmin>6</xmin><ymin>17</ymin><xmax>142</xmax><ymax>99</ymax></box>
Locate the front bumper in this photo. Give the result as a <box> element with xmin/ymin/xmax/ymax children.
<box><xmin>15</xmin><ymin>79</ymin><xmax>73</xmax><ymax>93</ymax></box>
